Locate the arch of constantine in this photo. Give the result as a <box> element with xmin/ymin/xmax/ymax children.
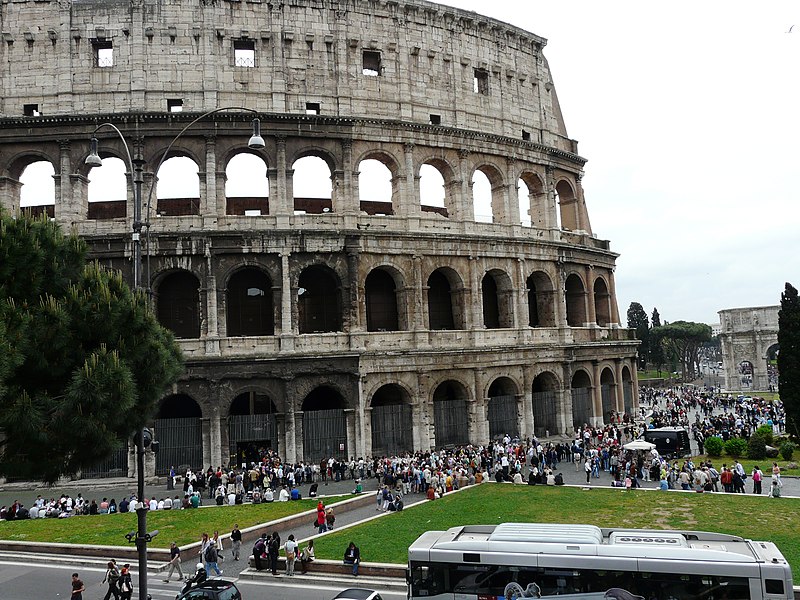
<box><xmin>718</xmin><ymin>306</ymin><xmax>779</xmax><ymax>392</ymax></box>
<box><xmin>0</xmin><ymin>0</ymin><xmax>639</xmax><ymax>475</ymax></box>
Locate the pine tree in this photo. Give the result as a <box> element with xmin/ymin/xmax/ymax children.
<box><xmin>650</xmin><ymin>308</ymin><xmax>665</xmax><ymax>373</ymax></box>
<box><xmin>0</xmin><ymin>212</ymin><xmax>184</xmax><ymax>483</ymax></box>
<box><xmin>778</xmin><ymin>282</ymin><xmax>800</xmax><ymax>438</ymax></box>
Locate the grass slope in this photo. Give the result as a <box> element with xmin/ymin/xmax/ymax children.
<box><xmin>314</xmin><ymin>485</ymin><xmax>800</xmax><ymax>581</ymax></box>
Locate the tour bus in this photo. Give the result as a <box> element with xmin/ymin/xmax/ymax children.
<box><xmin>407</xmin><ymin>523</ymin><xmax>793</xmax><ymax>600</ymax></box>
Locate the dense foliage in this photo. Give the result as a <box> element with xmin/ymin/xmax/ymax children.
<box><xmin>778</xmin><ymin>282</ymin><xmax>799</xmax><ymax>438</ymax></box>
<box><xmin>650</xmin><ymin>321</ymin><xmax>711</xmax><ymax>379</ymax></box>
<box><xmin>723</xmin><ymin>437</ymin><xmax>748</xmax><ymax>458</ymax></box>
<box><xmin>704</xmin><ymin>436</ymin><xmax>724</xmax><ymax>457</ymax></box>
<box><xmin>0</xmin><ymin>213</ymin><xmax>183</xmax><ymax>483</ymax></box>
<box><xmin>626</xmin><ymin>302</ymin><xmax>649</xmax><ymax>366</ymax></box>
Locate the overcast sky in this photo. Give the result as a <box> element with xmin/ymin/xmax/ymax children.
<box><xmin>440</xmin><ymin>0</ymin><xmax>800</xmax><ymax>325</ymax></box>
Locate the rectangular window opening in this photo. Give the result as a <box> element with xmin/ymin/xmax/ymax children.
<box><xmin>23</xmin><ymin>104</ymin><xmax>40</xmax><ymax>117</ymax></box>
<box><xmin>473</xmin><ymin>68</ymin><xmax>489</xmax><ymax>95</ymax></box>
<box><xmin>522</xmin><ymin>129</ymin><xmax>531</xmax><ymax>141</ymax></box>
<box><xmin>363</xmin><ymin>50</ymin><xmax>381</xmax><ymax>76</ymax></box>
<box><xmin>167</xmin><ymin>99</ymin><xmax>184</xmax><ymax>113</ymax></box>
<box><xmin>306</xmin><ymin>102</ymin><xmax>321</xmax><ymax>115</ymax></box>
<box><xmin>429</xmin><ymin>114</ymin><xmax>441</xmax><ymax>125</ymax></box>
<box><xmin>93</xmin><ymin>40</ymin><xmax>114</xmax><ymax>68</ymax></box>
<box><xmin>234</xmin><ymin>39</ymin><xmax>256</xmax><ymax>67</ymax></box>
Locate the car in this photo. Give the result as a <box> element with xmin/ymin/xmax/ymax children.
<box><xmin>332</xmin><ymin>588</ymin><xmax>383</xmax><ymax>600</ymax></box>
<box><xmin>175</xmin><ymin>578</ymin><xmax>242</xmax><ymax>600</ymax></box>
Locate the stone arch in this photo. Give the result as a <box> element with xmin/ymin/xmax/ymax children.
<box><xmin>224</xmin><ymin>151</ymin><xmax>269</xmax><ymax>216</ymax></box>
<box><xmin>291</xmin><ymin>149</ymin><xmax>335</xmax><ymax>214</ymax></box>
<box><xmin>519</xmin><ymin>170</ymin><xmax>546</xmax><ymax>228</ymax></box>
<box><xmin>18</xmin><ymin>159</ymin><xmax>56</xmax><ymax>216</ymax></box>
<box><xmin>565</xmin><ymin>272</ymin><xmax>587</xmax><ymax>327</ymax></box>
<box><xmin>570</xmin><ymin>369</ymin><xmax>593</xmax><ymax>430</ymax></box>
<box><xmin>555</xmin><ymin>178</ymin><xmax>579</xmax><ymax>231</ymax></box>
<box><xmin>426</xmin><ymin>266</ymin><xmax>465</xmax><ymax>330</ymax></box>
<box><xmin>154</xmin><ymin>393</ymin><xmax>203</xmax><ymax>474</ymax></box>
<box><xmin>302</xmin><ymin>385</ymin><xmax>348</xmax><ymax>462</ymax></box>
<box><xmin>532</xmin><ymin>371</ymin><xmax>560</xmax><ymax>438</ymax></box>
<box><xmin>486</xmin><ymin>376</ymin><xmax>519</xmax><ymax>440</ymax></box>
<box><xmin>594</xmin><ymin>276</ymin><xmax>612</xmax><ymax>326</ymax></box>
<box><xmin>370</xmin><ymin>383</ymin><xmax>413</xmax><ymax>456</ymax></box>
<box><xmin>621</xmin><ymin>365</ymin><xmax>634</xmax><ymax>416</ymax></box>
<box><xmin>298</xmin><ymin>264</ymin><xmax>343</xmax><ymax>333</ymax></box>
<box><xmin>471</xmin><ymin>163</ymin><xmax>505</xmax><ymax>224</ymax></box>
<box><xmin>7</xmin><ymin>151</ymin><xmax>58</xmax><ymax>181</ymax></box>
<box><xmin>365</xmin><ymin>266</ymin><xmax>402</xmax><ymax>332</ymax></box>
<box><xmin>356</xmin><ymin>150</ymin><xmax>401</xmax><ymax>216</ymax></box>
<box><xmin>432</xmin><ymin>379</ymin><xmax>470</xmax><ymax>447</ymax></box>
<box><xmin>419</xmin><ymin>156</ymin><xmax>456</xmax><ymax>217</ymax></box>
<box><xmin>482</xmin><ymin>268</ymin><xmax>514</xmax><ymax>329</ymax></box>
<box><xmin>527</xmin><ymin>270</ymin><xmax>557</xmax><ymax>327</ymax></box>
<box><xmin>225</xmin><ymin>266</ymin><xmax>275</xmax><ymax>336</ymax></box>
<box><xmin>600</xmin><ymin>367</ymin><xmax>617</xmax><ymax>423</ymax></box>
<box><xmin>155</xmin><ymin>270</ymin><xmax>201</xmax><ymax>339</ymax></box>
<box><xmin>155</xmin><ymin>153</ymin><xmax>201</xmax><ymax>217</ymax></box>
<box><xmin>227</xmin><ymin>390</ymin><xmax>279</xmax><ymax>465</ymax></box>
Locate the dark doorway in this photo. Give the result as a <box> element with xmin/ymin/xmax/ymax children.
<box><xmin>227</xmin><ymin>268</ymin><xmax>274</xmax><ymax>336</ymax></box>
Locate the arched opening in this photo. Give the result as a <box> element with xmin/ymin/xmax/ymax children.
<box><xmin>228</xmin><ymin>391</ymin><xmax>278</xmax><ymax>466</ymax></box>
<box><xmin>358</xmin><ymin>158</ymin><xmax>393</xmax><ymax>215</ymax></box>
<box><xmin>156</xmin><ymin>156</ymin><xmax>200</xmax><ymax>216</ymax></box>
<box><xmin>365</xmin><ymin>268</ymin><xmax>400</xmax><ymax>332</ymax></box>
<box><xmin>419</xmin><ymin>161</ymin><xmax>448</xmax><ymax>217</ymax></box>
<box><xmin>427</xmin><ymin>268</ymin><xmax>463</xmax><ymax>330</ymax></box>
<box><xmin>766</xmin><ymin>344</ymin><xmax>779</xmax><ymax>391</ymax></box>
<box><xmin>155</xmin><ymin>394</ymin><xmax>203</xmax><ymax>474</ymax></box>
<box><xmin>594</xmin><ymin>277</ymin><xmax>612</xmax><ymax>326</ymax></box>
<box><xmin>517</xmin><ymin>178</ymin><xmax>532</xmax><ymax>227</ymax></box>
<box><xmin>532</xmin><ymin>372</ymin><xmax>559</xmax><ymax>437</ymax></box>
<box><xmin>738</xmin><ymin>360</ymin><xmax>754</xmax><ymax>388</ymax></box>
<box><xmin>519</xmin><ymin>172</ymin><xmax>546</xmax><ymax>228</ymax></box>
<box><xmin>556</xmin><ymin>180</ymin><xmax>578</xmax><ymax>231</ymax></box>
<box><xmin>226</xmin><ymin>267</ymin><xmax>274</xmax><ymax>336</ymax></box>
<box><xmin>482</xmin><ymin>269</ymin><xmax>513</xmax><ymax>329</ymax></box>
<box><xmin>621</xmin><ymin>366</ymin><xmax>634</xmax><ymax>416</ymax></box>
<box><xmin>370</xmin><ymin>384</ymin><xmax>412</xmax><ymax>456</ymax></box>
<box><xmin>487</xmin><ymin>377</ymin><xmax>518</xmax><ymax>440</ymax></box>
<box><xmin>600</xmin><ymin>368</ymin><xmax>617</xmax><ymax>424</ymax></box>
<box><xmin>298</xmin><ymin>265</ymin><xmax>342</xmax><ymax>333</ymax></box>
<box><xmin>156</xmin><ymin>270</ymin><xmax>201</xmax><ymax>339</ymax></box>
<box><xmin>302</xmin><ymin>386</ymin><xmax>347</xmax><ymax>462</ymax></box>
<box><xmin>571</xmin><ymin>370</ymin><xmax>592</xmax><ymax>430</ymax></box>
<box><xmin>471</xmin><ymin>169</ymin><xmax>493</xmax><ymax>223</ymax></box>
<box><xmin>527</xmin><ymin>271</ymin><xmax>556</xmax><ymax>327</ymax></box>
<box><xmin>87</xmin><ymin>156</ymin><xmax>127</xmax><ymax>220</ymax></box>
<box><xmin>432</xmin><ymin>380</ymin><xmax>470</xmax><ymax>447</ymax></box>
<box><xmin>565</xmin><ymin>273</ymin><xmax>587</xmax><ymax>327</ymax></box>
<box><xmin>19</xmin><ymin>160</ymin><xmax>55</xmax><ymax>218</ymax></box>
<box><xmin>225</xmin><ymin>153</ymin><xmax>269</xmax><ymax>216</ymax></box>
<box><xmin>292</xmin><ymin>155</ymin><xmax>332</xmax><ymax>214</ymax></box>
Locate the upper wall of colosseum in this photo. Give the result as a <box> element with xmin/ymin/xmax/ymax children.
<box><xmin>0</xmin><ymin>0</ymin><xmax>573</xmax><ymax>150</ymax></box>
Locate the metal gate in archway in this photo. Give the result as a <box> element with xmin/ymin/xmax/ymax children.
<box><xmin>434</xmin><ymin>399</ymin><xmax>469</xmax><ymax>447</ymax></box>
<box><xmin>623</xmin><ymin>382</ymin><xmax>633</xmax><ymax>415</ymax></box>
<box><xmin>371</xmin><ymin>404</ymin><xmax>412</xmax><ymax>456</ymax></box>
<box><xmin>81</xmin><ymin>445</ymin><xmax>129</xmax><ymax>479</ymax></box>
<box><xmin>601</xmin><ymin>384</ymin><xmax>615</xmax><ymax>423</ymax></box>
<box><xmin>571</xmin><ymin>388</ymin><xmax>591</xmax><ymax>430</ymax></box>
<box><xmin>155</xmin><ymin>417</ymin><xmax>203</xmax><ymax>475</ymax></box>
<box><xmin>488</xmin><ymin>395</ymin><xmax>518</xmax><ymax>440</ymax></box>
<box><xmin>303</xmin><ymin>408</ymin><xmax>347</xmax><ymax>463</ymax></box>
<box><xmin>533</xmin><ymin>390</ymin><xmax>558</xmax><ymax>438</ymax></box>
<box><xmin>229</xmin><ymin>414</ymin><xmax>277</xmax><ymax>467</ymax></box>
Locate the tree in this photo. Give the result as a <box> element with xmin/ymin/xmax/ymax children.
<box><xmin>626</xmin><ymin>302</ymin><xmax>649</xmax><ymax>368</ymax></box>
<box><xmin>649</xmin><ymin>308</ymin><xmax>665</xmax><ymax>373</ymax></box>
<box><xmin>650</xmin><ymin>321</ymin><xmax>711</xmax><ymax>380</ymax></box>
<box><xmin>0</xmin><ymin>213</ymin><xmax>184</xmax><ymax>483</ymax></box>
<box><xmin>778</xmin><ymin>282</ymin><xmax>800</xmax><ymax>438</ymax></box>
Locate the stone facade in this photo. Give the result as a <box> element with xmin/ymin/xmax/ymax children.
<box><xmin>0</xmin><ymin>0</ymin><xmax>639</xmax><ymax>475</ymax></box>
<box><xmin>718</xmin><ymin>306</ymin><xmax>779</xmax><ymax>392</ymax></box>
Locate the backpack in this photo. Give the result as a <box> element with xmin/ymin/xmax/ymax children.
<box><xmin>204</xmin><ymin>545</ymin><xmax>217</xmax><ymax>563</ymax></box>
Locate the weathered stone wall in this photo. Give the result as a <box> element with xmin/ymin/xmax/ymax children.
<box><xmin>718</xmin><ymin>306</ymin><xmax>779</xmax><ymax>392</ymax></box>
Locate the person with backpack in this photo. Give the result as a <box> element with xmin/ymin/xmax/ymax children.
<box><xmin>101</xmin><ymin>561</ymin><xmax>120</xmax><ymax>600</ymax></box>
<box><xmin>268</xmin><ymin>531</ymin><xmax>280</xmax><ymax>575</ymax></box>
<box><xmin>204</xmin><ymin>540</ymin><xmax>222</xmax><ymax>577</ymax></box>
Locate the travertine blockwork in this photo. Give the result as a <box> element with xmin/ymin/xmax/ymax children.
<box><xmin>718</xmin><ymin>307</ymin><xmax>779</xmax><ymax>393</ymax></box>
<box><xmin>0</xmin><ymin>0</ymin><xmax>638</xmax><ymax>475</ymax></box>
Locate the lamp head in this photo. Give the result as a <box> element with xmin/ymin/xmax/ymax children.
<box><xmin>85</xmin><ymin>138</ymin><xmax>103</xmax><ymax>167</ymax></box>
<box><xmin>248</xmin><ymin>118</ymin><xmax>265</xmax><ymax>149</ymax></box>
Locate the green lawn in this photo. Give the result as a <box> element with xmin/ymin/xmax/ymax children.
<box><xmin>691</xmin><ymin>455</ymin><xmax>800</xmax><ymax>476</ymax></box>
<box><xmin>314</xmin><ymin>484</ymin><xmax>800</xmax><ymax>581</ymax></box>
<box><xmin>0</xmin><ymin>497</ymin><xmax>348</xmax><ymax>548</ymax></box>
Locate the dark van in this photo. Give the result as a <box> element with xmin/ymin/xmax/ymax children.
<box><xmin>644</xmin><ymin>427</ymin><xmax>691</xmax><ymax>458</ymax></box>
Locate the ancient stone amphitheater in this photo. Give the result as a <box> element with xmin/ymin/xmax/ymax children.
<box><xmin>0</xmin><ymin>0</ymin><xmax>638</xmax><ymax>476</ymax></box>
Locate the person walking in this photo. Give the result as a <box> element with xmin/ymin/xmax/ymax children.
<box><xmin>212</xmin><ymin>530</ymin><xmax>225</xmax><ymax>564</ymax></box>
<box><xmin>164</xmin><ymin>541</ymin><xmax>184</xmax><ymax>582</ymax></box>
<box><xmin>752</xmin><ymin>466</ymin><xmax>763</xmax><ymax>495</ymax></box>
<box><xmin>70</xmin><ymin>573</ymin><xmax>85</xmax><ymax>600</ymax></box>
<box><xmin>284</xmin><ymin>534</ymin><xmax>298</xmax><ymax>576</ymax></box>
<box><xmin>316</xmin><ymin>501</ymin><xmax>327</xmax><ymax>533</ymax></box>
<box><xmin>198</xmin><ymin>532</ymin><xmax>210</xmax><ymax>569</ymax></box>
<box><xmin>204</xmin><ymin>540</ymin><xmax>223</xmax><ymax>577</ymax></box>
<box><xmin>117</xmin><ymin>565</ymin><xmax>133</xmax><ymax>600</ymax></box>
<box><xmin>101</xmin><ymin>561</ymin><xmax>120</xmax><ymax>600</ymax></box>
<box><xmin>230</xmin><ymin>524</ymin><xmax>242</xmax><ymax>561</ymax></box>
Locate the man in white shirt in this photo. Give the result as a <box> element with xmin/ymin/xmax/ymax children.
<box><xmin>278</xmin><ymin>486</ymin><xmax>290</xmax><ymax>502</ymax></box>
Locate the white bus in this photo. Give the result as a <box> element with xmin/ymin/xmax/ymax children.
<box><xmin>408</xmin><ymin>523</ymin><xmax>793</xmax><ymax>600</ymax></box>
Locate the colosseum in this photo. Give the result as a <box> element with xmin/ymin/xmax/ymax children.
<box><xmin>0</xmin><ymin>0</ymin><xmax>639</xmax><ymax>477</ymax></box>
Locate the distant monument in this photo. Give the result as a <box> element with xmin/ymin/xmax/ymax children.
<box><xmin>718</xmin><ymin>306</ymin><xmax>779</xmax><ymax>392</ymax></box>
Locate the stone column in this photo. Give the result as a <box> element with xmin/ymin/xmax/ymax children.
<box><xmin>274</xmin><ymin>136</ymin><xmax>290</xmax><ymax>216</ymax></box>
<box><xmin>202</xmin><ymin>135</ymin><xmax>219</xmax><ymax>218</ymax></box>
<box><xmin>345</xmin><ymin>240</ymin><xmax>361</xmax><ymax>334</ymax></box>
<box><xmin>399</xmin><ymin>142</ymin><xmax>416</xmax><ymax>217</ymax></box>
<box><xmin>201</xmin><ymin>417</ymin><xmax>212</xmax><ymax>471</ymax></box>
<box><xmin>285</xmin><ymin>406</ymin><xmax>297</xmax><ymax>464</ymax></box>
<box><xmin>69</xmin><ymin>174</ymin><xmax>90</xmax><ymax>226</ymax></box>
<box><xmin>521</xmin><ymin>368</ymin><xmax>534</xmax><ymax>439</ymax></box>
<box><xmin>457</xmin><ymin>149</ymin><xmax>472</xmax><ymax>222</ymax></box>
<box><xmin>608</xmin><ymin>269</ymin><xmax>621</xmax><ymax>326</ymax></box>
<box><xmin>209</xmin><ymin>407</ymin><xmax>223</xmax><ymax>468</ymax></box>
<box><xmin>344</xmin><ymin>408</ymin><xmax>356</xmax><ymax>459</ymax></box>
<box><xmin>412</xmin><ymin>254</ymin><xmax>424</xmax><ymax>330</ymax></box>
<box><xmin>504</xmin><ymin>158</ymin><xmax>520</xmax><ymax>226</ymax></box>
<box><xmin>544</xmin><ymin>165</ymin><xmax>558</xmax><ymax>230</ymax></box>
<box><xmin>585</xmin><ymin>265</ymin><xmax>596</xmax><ymax>326</ymax></box>
<box><xmin>341</xmin><ymin>138</ymin><xmax>355</xmax><ymax>214</ymax></box>
<box><xmin>0</xmin><ymin>177</ymin><xmax>22</xmax><ymax>215</ymax></box>
<box><xmin>279</xmin><ymin>251</ymin><xmax>294</xmax><ymax>348</ymax></box>
<box><xmin>614</xmin><ymin>360</ymin><xmax>625</xmax><ymax>413</ymax></box>
<box><xmin>591</xmin><ymin>361</ymin><xmax>603</xmax><ymax>426</ymax></box>
<box><xmin>561</xmin><ymin>362</ymin><xmax>574</xmax><ymax>435</ymax></box>
<box><xmin>468</xmin><ymin>255</ymin><xmax>480</xmax><ymax>330</ymax></box>
<box><xmin>56</xmin><ymin>140</ymin><xmax>79</xmax><ymax>224</ymax></box>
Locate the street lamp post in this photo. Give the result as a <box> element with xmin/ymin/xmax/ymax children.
<box><xmin>85</xmin><ymin>108</ymin><xmax>265</xmax><ymax>600</ymax></box>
